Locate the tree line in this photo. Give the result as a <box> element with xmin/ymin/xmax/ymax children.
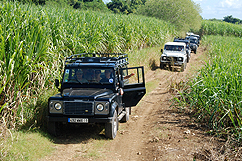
<box><xmin>15</xmin><ymin>0</ymin><xmax>145</xmax><ymax>14</ymax></box>
<box><xmin>208</xmin><ymin>15</ymin><xmax>242</xmax><ymax>24</ymax></box>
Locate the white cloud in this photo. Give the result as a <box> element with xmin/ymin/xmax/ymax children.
<box><xmin>219</xmin><ymin>0</ymin><xmax>242</xmax><ymax>8</ymax></box>
<box><xmin>192</xmin><ymin>0</ymin><xmax>242</xmax><ymax>19</ymax></box>
<box><xmin>102</xmin><ymin>0</ymin><xmax>111</xmax><ymax>4</ymax></box>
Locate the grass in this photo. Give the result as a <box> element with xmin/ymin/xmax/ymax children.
<box><xmin>0</xmin><ymin>131</ymin><xmax>54</xmax><ymax>161</ymax></box>
<box><xmin>84</xmin><ymin>139</ymin><xmax>106</xmax><ymax>158</ymax></box>
<box><xmin>175</xmin><ymin>35</ymin><xmax>242</xmax><ymax>143</ymax></box>
<box><xmin>128</xmin><ymin>43</ymin><xmax>166</xmax><ymax>68</ymax></box>
<box><xmin>200</xmin><ymin>20</ymin><xmax>242</xmax><ymax>37</ymax></box>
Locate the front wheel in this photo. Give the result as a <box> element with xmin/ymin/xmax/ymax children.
<box><xmin>180</xmin><ymin>62</ymin><xmax>186</xmax><ymax>72</ymax></box>
<box><xmin>160</xmin><ymin>62</ymin><xmax>164</xmax><ymax>69</ymax></box>
<box><xmin>47</xmin><ymin>121</ymin><xmax>61</xmax><ymax>136</ymax></box>
<box><xmin>187</xmin><ymin>55</ymin><xmax>190</xmax><ymax>63</ymax></box>
<box><xmin>105</xmin><ymin>110</ymin><xmax>118</xmax><ymax>139</ymax></box>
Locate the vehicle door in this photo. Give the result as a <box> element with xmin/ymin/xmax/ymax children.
<box><xmin>121</xmin><ymin>67</ymin><xmax>146</xmax><ymax>107</ymax></box>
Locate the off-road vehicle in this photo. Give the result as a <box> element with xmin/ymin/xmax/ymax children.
<box><xmin>173</xmin><ymin>37</ymin><xmax>191</xmax><ymax>63</ymax></box>
<box><xmin>47</xmin><ymin>53</ymin><xmax>146</xmax><ymax>139</ymax></box>
<box><xmin>186</xmin><ymin>32</ymin><xmax>200</xmax><ymax>46</ymax></box>
<box><xmin>186</xmin><ymin>35</ymin><xmax>199</xmax><ymax>53</ymax></box>
<box><xmin>160</xmin><ymin>42</ymin><xmax>187</xmax><ymax>72</ymax></box>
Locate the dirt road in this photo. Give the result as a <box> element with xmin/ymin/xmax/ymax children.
<box><xmin>42</xmin><ymin>47</ymin><xmax>224</xmax><ymax>161</ymax></box>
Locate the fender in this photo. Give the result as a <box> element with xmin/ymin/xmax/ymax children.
<box><xmin>109</xmin><ymin>101</ymin><xmax>118</xmax><ymax>117</ymax></box>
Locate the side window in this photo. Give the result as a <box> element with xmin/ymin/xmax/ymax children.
<box><xmin>63</xmin><ymin>69</ymin><xmax>70</xmax><ymax>82</ymax></box>
<box><xmin>122</xmin><ymin>67</ymin><xmax>145</xmax><ymax>85</ymax></box>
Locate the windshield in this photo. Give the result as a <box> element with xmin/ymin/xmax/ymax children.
<box><xmin>190</xmin><ymin>39</ymin><xmax>197</xmax><ymax>43</ymax></box>
<box><xmin>164</xmin><ymin>45</ymin><xmax>184</xmax><ymax>51</ymax></box>
<box><xmin>63</xmin><ymin>68</ymin><xmax>114</xmax><ymax>84</ymax></box>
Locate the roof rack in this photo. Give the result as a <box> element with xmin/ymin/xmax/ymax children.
<box><xmin>65</xmin><ymin>53</ymin><xmax>129</xmax><ymax>67</ymax></box>
<box><xmin>174</xmin><ymin>37</ymin><xmax>187</xmax><ymax>40</ymax></box>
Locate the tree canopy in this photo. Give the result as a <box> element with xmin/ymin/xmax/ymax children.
<box><xmin>136</xmin><ymin>0</ymin><xmax>202</xmax><ymax>33</ymax></box>
<box><xmin>107</xmin><ymin>0</ymin><xmax>145</xmax><ymax>14</ymax></box>
<box><xmin>223</xmin><ymin>15</ymin><xmax>242</xmax><ymax>24</ymax></box>
<box><xmin>73</xmin><ymin>0</ymin><xmax>109</xmax><ymax>11</ymax></box>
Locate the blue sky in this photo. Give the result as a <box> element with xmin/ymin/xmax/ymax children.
<box><xmin>103</xmin><ymin>0</ymin><xmax>242</xmax><ymax>20</ymax></box>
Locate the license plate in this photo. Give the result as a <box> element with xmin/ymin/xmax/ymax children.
<box><xmin>68</xmin><ymin>118</ymin><xmax>88</xmax><ymax>123</ymax></box>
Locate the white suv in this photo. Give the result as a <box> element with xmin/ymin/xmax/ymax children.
<box><xmin>160</xmin><ymin>42</ymin><xmax>187</xmax><ymax>72</ymax></box>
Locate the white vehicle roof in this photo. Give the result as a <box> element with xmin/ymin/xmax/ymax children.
<box><xmin>186</xmin><ymin>36</ymin><xmax>198</xmax><ymax>40</ymax></box>
<box><xmin>186</xmin><ymin>32</ymin><xmax>200</xmax><ymax>37</ymax></box>
<box><xmin>164</xmin><ymin>42</ymin><xmax>186</xmax><ymax>46</ymax></box>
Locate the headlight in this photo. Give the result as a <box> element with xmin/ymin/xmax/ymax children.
<box><xmin>96</xmin><ymin>104</ymin><xmax>104</xmax><ymax>112</ymax></box>
<box><xmin>162</xmin><ymin>56</ymin><xmax>167</xmax><ymax>60</ymax></box>
<box><xmin>178</xmin><ymin>57</ymin><xmax>183</xmax><ymax>61</ymax></box>
<box><xmin>54</xmin><ymin>102</ymin><xmax>62</xmax><ymax>110</ymax></box>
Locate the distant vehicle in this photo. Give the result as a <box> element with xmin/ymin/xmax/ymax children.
<box><xmin>173</xmin><ymin>37</ymin><xmax>191</xmax><ymax>63</ymax></box>
<box><xmin>160</xmin><ymin>42</ymin><xmax>187</xmax><ymax>72</ymax></box>
<box><xmin>185</xmin><ymin>36</ymin><xmax>198</xmax><ymax>54</ymax></box>
<box><xmin>186</xmin><ymin>32</ymin><xmax>200</xmax><ymax>46</ymax></box>
<box><xmin>47</xmin><ymin>53</ymin><xmax>146</xmax><ymax>139</ymax></box>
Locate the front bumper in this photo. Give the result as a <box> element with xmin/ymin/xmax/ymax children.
<box><xmin>160</xmin><ymin>60</ymin><xmax>184</xmax><ymax>66</ymax></box>
<box><xmin>47</xmin><ymin>116</ymin><xmax>113</xmax><ymax>124</ymax></box>
<box><xmin>191</xmin><ymin>45</ymin><xmax>197</xmax><ymax>51</ymax></box>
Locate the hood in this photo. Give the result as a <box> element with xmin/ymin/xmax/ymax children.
<box><xmin>62</xmin><ymin>88</ymin><xmax>114</xmax><ymax>99</ymax></box>
<box><xmin>163</xmin><ymin>50</ymin><xmax>185</xmax><ymax>57</ymax></box>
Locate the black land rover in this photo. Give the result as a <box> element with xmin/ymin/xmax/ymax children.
<box><xmin>47</xmin><ymin>53</ymin><xmax>146</xmax><ymax>139</ymax></box>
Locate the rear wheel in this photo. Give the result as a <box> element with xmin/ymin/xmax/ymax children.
<box><xmin>105</xmin><ymin>110</ymin><xmax>118</xmax><ymax>139</ymax></box>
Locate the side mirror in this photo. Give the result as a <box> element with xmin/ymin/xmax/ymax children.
<box><xmin>161</xmin><ymin>49</ymin><xmax>163</xmax><ymax>53</ymax></box>
<box><xmin>55</xmin><ymin>79</ymin><xmax>59</xmax><ymax>88</ymax></box>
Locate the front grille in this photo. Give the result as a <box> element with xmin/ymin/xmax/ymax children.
<box><xmin>165</xmin><ymin>57</ymin><xmax>183</xmax><ymax>62</ymax></box>
<box><xmin>167</xmin><ymin>57</ymin><xmax>177</xmax><ymax>62</ymax></box>
<box><xmin>64</xmin><ymin>101</ymin><xmax>94</xmax><ymax>115</ymax></box>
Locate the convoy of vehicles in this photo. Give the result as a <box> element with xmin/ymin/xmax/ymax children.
<box><xmin>47</xmin><ymin>32</ymin><xmax>200</xmax><ymax>139</ymax></box>
<box><xmin>173</xmin><ymin>37</ymin><xmax>191</xmax><ymax>63</ymax></box>
<box><xmin>186</xmin><ymin>32</ymin><xmax>200</xmax><ymax>46</ymax></box>
<box><xmin>185</xmin><ymin>36</ymin><xmax>198</xmax><ymax>54</ymax></box>
<box><xmin>160</xmin><ymin>33</ymin><xmax>200</xmax><ymax>72</ymax></box>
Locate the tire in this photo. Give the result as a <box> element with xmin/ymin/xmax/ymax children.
<box><xmin>187</xmin><ymin>56</ymin><xmax>190</xmax><ymax>63</ymax></box>
<box><xmin>160</xmin><ymin>62</ymin><xmax>164</xmax><ymax>69</ymax></box>
<box><xmin>121</xmin><ymin>107</ymin><xmax>130</xmax><ymax>122</ymax></box>
<box><xmin>168</xmin><ymin>66</ymin><xmax>173</xmax><ymax>71</ymax></box>
<box><xmin>181</xmin><ymin>62</ymin><xmax>186</xmax><ymax>72</ymax></box>
<box><xmin>186</xmin><ymin>51</ymin><xmax>190</xmax><ymax>63</ymax></box>
<box><xmin>105</xmin><ymin>110</ymin><xmax>118</xmax><ymax>139</ymax></box>
<box><xmin>47</xmin><ymin>121</ymin><xmax>59</xmax><ymax>136</ymax></box>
